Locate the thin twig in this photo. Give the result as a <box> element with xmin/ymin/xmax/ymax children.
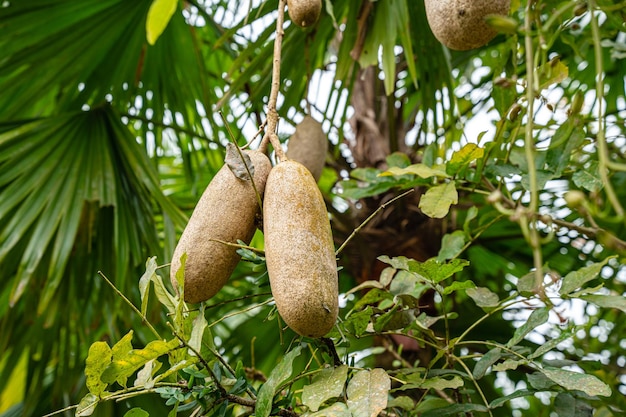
<box><xmin>320</xmin><ymin>337</ymin><xmax>342</xmax><ymax>367</ymax></box>
<box><xmin>98</xmin><ymin>271</ymin><xmax>161</xmax><ymax>340</ymax></box>
<box><xmin>259</xmin><ymin>0</ymin><xmax>287</xmax><ymax>161</ymax></box>
<box><xmin>335</xmin><ymin>189</ymin><xmax>415</xmax><ymax>256</ymax></box>
<box><xmin>208</xmin><ymin>238</ymin><xmax>265</xmax><ymax>254</ymax></box>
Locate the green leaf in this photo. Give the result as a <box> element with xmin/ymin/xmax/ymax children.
<box><xmin>492</xmin><ymin>358</ymin><xmax>527</xmax><ymax>372</ymax></box>
<box><xmin>466</xmin><ymin>287</ymin><xmax>500</xmax><ymax>308</ymax></box>
<box><xmin>442</xmin><ymin>280</ymin><xmax>475</xmax><ymax>296</ymax></box>
<box><xmin>536</xmin><ymin>58</ymin><xmax>569</xmax><ymax>90</ymax></box>
<box><xmin>473</xmin><ymin>348</ymin><xmax>502</xmax><ymax>379</ymax></box>
<box><xmin>85</xmin><ymin>342</ymin><xmax>112</xmax><ymax>396</ymax></box>
<box><xmin>437</xmin><ymin>231</ymin><xmax>466</xmax><ymax>262</ymax></box>
<box><xmin>573</xmin><ymin>162</ymin><xmax>603</xmax><ymax>192</ymax></box>
<box><xmin>188</xmin><ymin>306</ymin><xmax>208</xmax><ymax>355</ymax></box>
<box><xmin>420</xmin><ymin>375</ymin><xmax>464</xmax><ymax>390</ymax></box>
<box><xmin>559</xmin><ymin>257</ymin><xmax>614</xmax><ymax>295</ymax></box>
<box><xmin>139</xmin><ymin>257</ymin><xmax>158</xmax><ymax>316</ymax></box>
<box><xmin>302</xmin><ymin>365</ymin><xmax>349</xmax><ymax>412</ymax></box>
<box><xmin>542</xmin><ymin>368</ymin><xmax>611</xmax><ymax>397</ymax></box>
<box><xmin>380</xmin><ymin>164</ymin><xmax>448</xmax><ymax>178</ymax></box>
<box><xmin>407</xmin><ymin>258</ymin><xmax>470</xmax><ymax>284</ymax></box>
<box><xmin>134</xmin><ymin>359</ymin><xmax>161</xmax><ymax>388</ymax></box>
<box><xmin>256</xmin><ymin>345</ymin><xmax>303</xmax><ymax>417</ymax></box>
<box><xmin>528</xmin><ymin>331</ymin><xmax>573</xmax><ymax>360</ymax></box>
<box><xmin>304</xmin><ymin>402</ymin><xmax>351</xmax><ymax>417</ymax></box>
<box><xmin>447</xmin><ymin>143</ymin><xmax>484</xmax><ymax>175</ymax></box>
<box><xmin>346</xmin><ymin>369</ymin><xmax>391</xmax><ymax>417</ymax></box>
<box><xmin>124</xmin><ymin>408</ymin><xmax>150</xmax><ymax>417</ymax></box>
<box><xmin>111</xmin><ymin>330</ymin><xmax>134</xmax><ymax>387</ymax></box>
<box><xmin>489</xmin><ymin>390</ymin><xmax>535</xmax><ymax>408</ymax></box>
<box><xmin>419</xmin><ymin>183</ymin><xmax>458</xmax><ymax>219</ymax></box>
<box><xmin>75</xmin><ymin>393</ymin><xmax>99</xmax><ymax>417</ymax></box>
<box><xmin>507</xmin><ymin>307</ymin><xmax>550</xmax><ymax>347</ymax></box>
<box><xmin>353</xmin><ymin>288</ymin><xmax>393</xmax><ymax>311</ymax></box>
<box><xmin>146</xmin><ymin>0</ymin><xmax>178</xmax><ymax>45</ymax></box>
<box><xmin>421</xmin><ymin>403</ymin><xmax>489</xmax><ymax>417</ymax></box>
<box><xmin>345</xmin><ymin>307</ymin><xmax>374</xmax><ymax>337</ymax></box>
<box><xmin>101</xmin><ymin>338</ymin><xmax>179</xmax><ymax>385</ymax></box>
<box><xmin>517</xmin><ymin>271</ymin><xmax>542</xmax><ymax>294</ymax></box>
<box><xmin>555</xmin><ymin>392</ymin><xmax>595</xmax><ymax>417</ymax></box>
<box><xmin>580</xmin><ymin>294</ymin><xmax>626</xmax><ymax>313</ymax></box>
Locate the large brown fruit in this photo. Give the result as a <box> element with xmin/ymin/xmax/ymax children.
<box><xmin>424</xmin><ymin>0</ymin><xmax>511</xmax><ymax>50</ymax></box>
<box><xmin>171</xmin><ymin>150</ymin><xmax>271</xmax><ymax>303</ymax></box>
<box><xmin>287</xmin><ymin>0</ymin><xmax>322</xmax><ymax>28</ymax></box>
<box><xmin>263</xmin><ymin>160</ymin><xmax>338</xmax><ymax>337</ymax></box>
<box><xmin>286</xmin><ymin>116</ymin><xmax>327</xmax><ymax>182</ymax></box>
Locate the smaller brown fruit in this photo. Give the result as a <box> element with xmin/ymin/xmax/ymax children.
<box><xmin>286</xmin><ymin>116</ymin><xmax>327</xmax><ymax>182</ymax></box>
<box><xmin>287</xmin><ymin>0</ymin><xmax>322</xmax><ymax>28</ymax></box>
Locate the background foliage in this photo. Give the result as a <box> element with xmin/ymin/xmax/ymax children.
<box><xmin>0</xmin><ymin>0</ymin><xmax>625</xmax><ymax>416</ymax></box>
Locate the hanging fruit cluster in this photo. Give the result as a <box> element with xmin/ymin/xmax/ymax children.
<box><xmin>170</xmin><ymin>116</ymin><xmax>337</xmax><ymax>338</ymax></box>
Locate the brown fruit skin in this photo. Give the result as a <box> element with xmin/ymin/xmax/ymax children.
<box><xmin>424</xmin><ymin>0</ymin><xmax>511</xmax><ymax>51</ymax></box>
<box><xmin>170</xmin><ymin>150</ymin><xmax>271</xmax><ymax>304</ymax></box>
<box><xmin>264</xmin><ymin>160</ymin><xmax>338</xmax><ymax>337</ymax></box>
<box><xmin>286</xmin><ymin>116</ymin><xmax>327</xmax><ymax>182</ymax></box>
<box><xmin>287</xmin><ymin>0</ymin><xmax>322</xmax><ymax>28</ymax></box>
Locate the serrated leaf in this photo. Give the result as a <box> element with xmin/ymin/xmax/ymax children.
<box><xmin>146</xmin><ymin>0</ymin><xmax>178</xmax><ymax>45</ymax></box>
<box><xmin>447</xmin><ymin>144</ymin><xmax>484</xmax><ymax>174</ymax></box>
<box><xmin>256</xmin><ymin>345</ymin><xmax>303</xmax><ymax>417</ymax></box>
<box><xmin>139</xmin><ymin>257</ymin><xmax>158</xmax><ymax>316</ymax></box>
<box><xmin>473</xmin><ymin>348</ymin><xmax>502</xmax><ymax>379</ymax></box>
<box><xmin>559</xmin><ymin>257</ymin><xmax>614</xmax><ymax>295</ymax></box>
<box><xmin>419</xmin><ymin>183</ymin><xmax>458</xmax><ymax>219</ymax></box>
<box><xmin>123</xmin><ymin>408</ymin><xmax>149</xmax><ymax>417</ymax></box>
<box><xmin>507</xmin><ymin>307</ymin><xmax>549</xmax><ymax>347</ymax></box>
<box><xmin>466</xmin><ymin>287</ymin><xmax>500</xmax><ymax>308</ymax></box>
<box><xmin>101</xmin><ymin>339</ymin><xmax>179</xmax><ymax>385</ymax></box>
<box><xmin>542</xmin><ymin>368</ymin><xmax>611</xmax><ymax>397</ymax></box>
<box><xmin>580</xmin><ymin>294</ymin><xmax>626</xmax><ymax>313</ymax></box>
<box><xmin>225</xmin><ymin>143</ymin><xmax>254</xmax><ymax>181</ymax></box>
<box><xmin>85</xmin><ymin>342</ymin><xmax>112</xmax><ymax>396</ymax></box>
<box><xmin>346</xmin><ymin>369</ymin><xmax>391</xmax><ymax>417</ymax></box>
<box><xmin>75</xmin><ymin>393</ymin><xmax>99</xmax><ymax>416</ymax></box>
<box><xmin>303</xmin><ymin>365</ymin><xmax>349</xmax><ymax>412</ymax></box>
<box><xmin>380</xmin><ymin>164</ymin><xmax>449</xmax><ymax>178</ymax></box>
<box><xmin>304</xmin><ymin>402</ymin><xmax>351</xmax><ymax>417</ymax></box>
